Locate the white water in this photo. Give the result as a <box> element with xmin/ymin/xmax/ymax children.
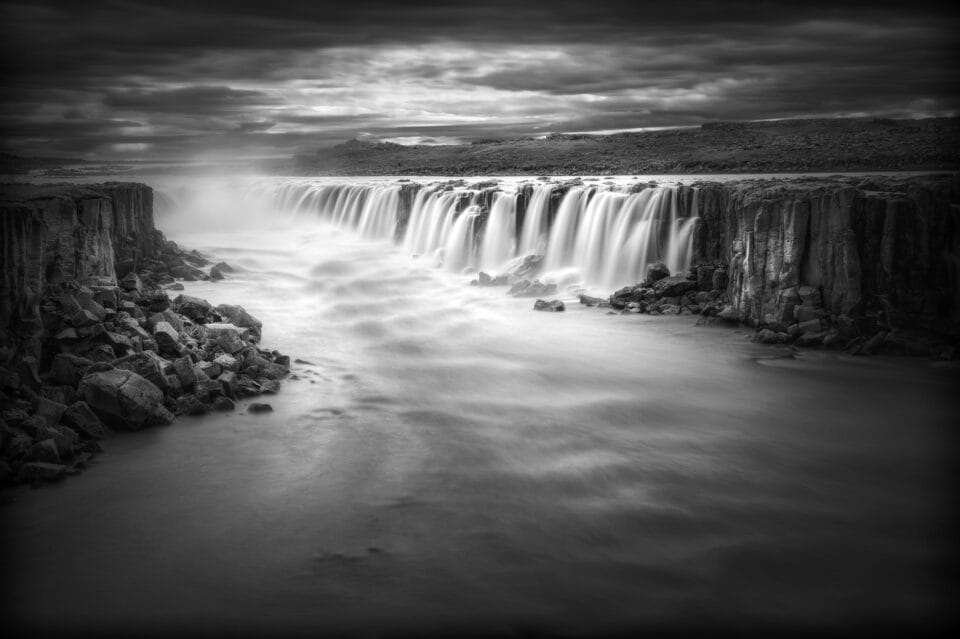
<box><xmin>2</xmin><ymin>175</ymin><xmax>957</xmax><ymax>636</ymax></box>
<box><xmin>272</xmin><ymin>177</ymin><xmax>698</xmax><ymax>289</ymax></box>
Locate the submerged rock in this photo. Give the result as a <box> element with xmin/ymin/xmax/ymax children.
<box><xmin>533</xmin><ymin>299</ymin><xmax>566</xmax><ymax>312</ymax></box>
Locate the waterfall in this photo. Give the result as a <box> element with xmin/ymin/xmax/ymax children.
<box><xmin>479</xmin><ymin>192</ymin><xmax>517</xmax><ymax>272</ymax></box>
<box><xmin>267</xmin><ymin>179</ymin><xmax>700</xmax><ymax>290</ymax></box>
<box><xmin>517</xmin><ymin>185</ymin><xmax>553</xmax><ymax>255</ymax></box>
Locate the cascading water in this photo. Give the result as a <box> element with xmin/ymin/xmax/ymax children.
<box><xmin>263</xmin><ymin>179</ymin><xmax>700</xmax><ymax>291</ymax></box>
<box><xmin>478</xmin><ymin>192</ymin><xmax>517</xmax><ymax>272</ymax></box>
<box><xmin>517</xmin><ymin>185</ymin><xmax>554</xmax><ymax>255</ymax></box>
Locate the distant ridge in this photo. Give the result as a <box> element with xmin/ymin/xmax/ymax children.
<box><xmin>282</xmin><ymin>116</ymin><xmax>960</xmax><ymax>176</ymax></box>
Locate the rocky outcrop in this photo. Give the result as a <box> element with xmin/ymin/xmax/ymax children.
<box><xmin>688</xmin><ymin>175</ymin><xmax>959</xmax><ymax>342</ymax></box>
<box><xmin>1</xmin><ymin>182</ymin><xmax>289</xmax><ymax>487</ymax></box>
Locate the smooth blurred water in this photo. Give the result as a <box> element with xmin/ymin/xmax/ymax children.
<box><xmin>2</xmin><ymin>176</ymin><xmax>958</xmax><ymax>636</ymax></box>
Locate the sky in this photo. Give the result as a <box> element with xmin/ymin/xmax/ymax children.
<box><xmin>1</xmin><ymin>0</ymin><xmax>957</xmax><ymax>160</ymax></box>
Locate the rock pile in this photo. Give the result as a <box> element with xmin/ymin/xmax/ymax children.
<box><xmin>0</xmin><ymin>252</ymin><xmax>289</xmax><ymax>487</ymax></box>
<box><xmin>592</xmin><ymin>261</ymin><xmax>956</xmax><ymax>359</ymax></box>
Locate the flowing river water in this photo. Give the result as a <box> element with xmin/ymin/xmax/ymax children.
<box><xmin>3</xmin><ymin>175</ymin><xmax>958</xmax><ymax>636</ymax></box>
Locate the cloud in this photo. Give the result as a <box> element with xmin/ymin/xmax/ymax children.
<box><xmin>0</xmin><ymin>1</ymin><xmax>957</xmax><ymax>159</ymax></box>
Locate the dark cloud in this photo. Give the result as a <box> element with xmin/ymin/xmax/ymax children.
<box><xmin>0</xmin><ymin>0</ymin><xmax>957</xmax><ymax>159</ymax></box>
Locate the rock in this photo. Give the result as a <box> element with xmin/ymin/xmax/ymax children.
<box><xmin>61</xmin><ymin>401</ymin><xmax>107</xmax><ymax>440</ymax></box>
<box><xmin>236</xmin><ymin>378</ymin><xmax>262</xmax><ymax>397</ymax></box>
<box><xmin>70</xmin><ymin>309</ymin><xmax>101</xmax><ymax>327</ymax></box>
<box><xmin>533</xmin><ymin>299</ymin><xmax>565</xmax><ymax>312</ymax></box>
<box><xmin>78</xmin><ymin>369</ymin><xmax>174</xmax><ymax>429</ymax></box>
<box><xmin>120</xmin><ymin>272</ymin><xmax>143</xmax><ymax>293</ymax></box>
<box><xmin>18</xmin><ymin>462</ymin><xmax>67</xmax><ymax>482</ymax></box>
<box><xmin>259</xmin><ymin>379</ymin><xmax>280</xmax><ymax>394</ymax></box>
<box><xmin>36</xmin><ymin>397</ymin><xmax>67</xmax><ymax>426</ymax></box>
<box><xmin>578</xmin><ymin>294</ymin><xmax>606</xmax><ymax>307</ymax></box>
<box><xmin>153</xmin><ymin>321</ymin><xmax>181</xmax><ymax>355</ymax></box>
<box><xmin>211</xmin><ymin>261</ymin><xmax>234</xmax><ymax>274</ymax></box>
<box><xmin>696</xmin><ymin>264</ymin><xmax>716</xmax><ymax>291</ymax></box>
<box><xmin>248</xmin><ymin>403</ymin><xmax>273</xmax><ymax>413</ymax></box>
<box><xmin>193</xmin><ymin>379</ymin><xmax>222</xmax><ymax>401</ymax></box>
<box><xmin>49</xmin><ymin>353</ymin><xmax>94</xmax><ymax>386</ymax></box>
<box><xmin>755</xmin><ymin>329</ymin><xmax>779</xmax><ymax>344</ymax></box>
<box><xmin>644</xmin><ymin>262</ymin><xmax>671</xmax><ymax>285</ymax></box>
<box><xmin>203</xmin><ymin>323</ymin><xmax>246</xmax><ymax>354</ymax></box>
<box><xmin>166</xmin><ymin>282</ymin><xmax>185</xmax><ymax>291</ymax></box>
<box><xmin>175</xmin><ymin>394</ymin><xmax>207</xmax><ymax>416</ymax></box>
<box><xmin>477</xmin><ymin>272</ymin><xmax>492</xmax><ymax>286</ymax></box>
<box><xmin>796</xmin><ymin>331</ymin><xmax>826</xmax><ymax>347</ymax></box>
<box><xmin>653</xmin><ymin>276</ymin><xmax>698</xmax><ymax>298</ymax></box>
<box><xmin>113</xmin><ymin>351</ymin><xmax>170</xmax><ymax>391</ymax></box>
<box><xmin>171</xmin><ymin>356</ymin><xmax>198</xmax><ymax>389</ymax></box>
<box><xmin>716</xmin><ymin>305</ymin><xmax>740</xmax><ymax>324</ymax></box>
<box><xmin>213</xmin><ymin>353</ymin><xmax>240</xmax><ymax>373</ymax></box>
<box><xmin>198</xmin><ymin>361</ymin><xmax>221</xmax><ymax>379</ymax></box>
<box><xmin>507</xmin><ymin>279</ymin><xmax>531</xmax><ymax>296</ymax></box>
<box><xmin>212</xmin><ymin>396</ymin><xmax>235</xmax><ymax>411</ymax></box>
<box><xmin>27</xmin><ymin>439</ymin><xmax>61</xmax><ymax>464</ymax></box>
<box><xmin>712</xmin><ymin>268</ymin><xmax>729</xmax><ymax>291</ymax></box>
<box><xmin>173</xmin><ymin>294</ymin><xmax>212</xmax><ymax>320</ymax></box>
<box><xmin>170</xmin><ymin>265</ymin><xmax>204</xmax><ymax>281</ymax></box>
<box><xmin>796</xmin><ymin>318</ymin><xmax>822</xmax><ymax>334</ymax></box>
<box><xmin>217</xmin><ymin>370</ymin><xmax>238</xmax><ymax>398</ymax></box>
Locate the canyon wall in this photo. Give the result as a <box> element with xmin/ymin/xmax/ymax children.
<box><xmin>690</xmin><ymin>175</ymin><xmax>959</xmax><ymax>334</ymax></box>
<box><xmin>0</xmin><ymin>183</ymin><xmax>157</xmax><ymax>365</ymax></box>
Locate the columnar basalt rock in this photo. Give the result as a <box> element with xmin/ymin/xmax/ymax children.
<box><xmin>1</xmin><ymin>182</ymin><xmax>290</xmax><ymax>487</ymax></box>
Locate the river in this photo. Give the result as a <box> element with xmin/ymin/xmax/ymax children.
<box><xmin>2</xmin><ymin>175</ymin><xmax>957</xmax><ymax>636</ymax></box>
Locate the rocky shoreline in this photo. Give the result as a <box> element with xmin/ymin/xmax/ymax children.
<box><xmin>0</xmin><ymin>183</ymin><xmax>290</xmax><ymax>488</ymax></box>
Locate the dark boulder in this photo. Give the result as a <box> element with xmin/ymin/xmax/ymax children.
<box><xmin>78</xmin><ymin>369</ymin><xmax>174</xmax><ymax>429</ymax></box>
<box><xmin>533</xmin><ymin>299</ymin><xmax>566</xmax><ymax>312</ymax></box>
<box><xmin>644</xmin><ymin>262</ymin><xmax>670</xmax><ymax>285</ymax></box>
<box><xmin>248</xmin><ymin>403</ymin><xmax>273</xmax><ymax>413</ymax></box>
<box><xmin>653</xmin><ymin>276</ymin><xmax>698</xmax><ymax>298</ymax></box>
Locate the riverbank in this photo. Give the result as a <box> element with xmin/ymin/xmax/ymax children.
<box><xmin>0</xmin><ymin>183</ymin><xmax>289</xmax><ymax>487</ymax></box>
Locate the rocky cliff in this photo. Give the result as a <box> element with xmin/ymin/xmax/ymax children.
<box><xmin>689</xmin><ymin>175</ymin><xmax>959</xmax><ymax>339</ymax></box>
<box><xmin>0</xmin><ymin>183</ymin><xmax>156</xmax><ymax>365</ymax></box>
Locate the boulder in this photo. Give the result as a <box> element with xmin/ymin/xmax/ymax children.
<box><xmin>755</xmin><ymin>329</ymin><xmax>779</xmax><ymax>344</ymax></box>
<box><xmin>61</xmin><ymin>401</ymin><xmax>107</xmax><ymax>440</ymax></box>
<box><xmin>113</xmin><ymin>351</ymin><xmax>170</xmax><ymax>391</ymax></box>
<box><xmin>533</xmin><ymin>299</ymin><xmax>566</xmax><ymax>312</ymax></box>
<box><xmin>173</xmin><ymin>294</ymin><xmax>212</xmax><ymax>320</ymax></box>
<box><xmin>18</xmin><ymin>462</ymin><xmax>66</xmax><ymax>482</ymax></box>
<box><xmin>644</xmin><ymin>262</ymin><xmax>670</xmax><ymax>285</ymax></box>
<box><xmin>120</xmin><ymin>272</ymin><xmax>143</xmax><ymax>293</ymax></box>
<box><xmin>203</xmin><ymin>323</ymin><xmax>245</xmax><ymax>354</ymax></box>
<box><xmin>171</xmin><ymin>356</ymin><xmax>198</xmax><ymax>389</ymax></box>
<box><xmin>78</xmin><ymin>369</ymin><xmax>174</xmax><ymax>429</ymax></box>
<box><xmin>49</xmin><ymin>353</ymin><xmax>94</xmax><ymax>387</ymax></box>
<box><xmin>198</xmin><ymin>361</ymin><xmax>221</xmax><ymax>379</ymax></box>
<box><xmin>153</xmin><ymin>321</ymin><xmax>181</xmax><ymax>355</ymax></box>
<box><xmin>653</xmin><ymin>276</ymin><xmax>698</xmax><ymax>298</ymax></box>
<box><xmin>213</xmin><ymin>353</ymin><xmax>240</xmax><ymax>373</ymax></box>
<box><xmin>212</xmin><ymin>396</ymin><xmax>235</xmax><ymax>411</ymax></box>
<box><xmin>248</xmin><ymin>403</ymin><xmax>273</xmax><ymax>413</ymax></box>
<box><xmin>218</xmin><ymin>370</ymin><xmax>238</xmax><ymax>398</ymax></box>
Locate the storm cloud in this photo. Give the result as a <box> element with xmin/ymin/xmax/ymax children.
<box><xmin>1</xmin><ymin>0</ymin><xmax>956</xmax><ymax>159</ymax></box>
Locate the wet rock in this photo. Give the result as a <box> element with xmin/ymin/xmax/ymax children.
<box><xmin>653</xmin><ymin>276</ymin><xmax>697</xmax><ymax>298</ymax></box>
<box><xmin>172</xmin><ymin>294</ymin><xmax>212</xmax><ymax>321</ymax></box>
<box><xmin>213</xmin><ymin>353</ymin><xmax>240</xmax><ymax>373</ymax></box>
<box><xmin>113</xmin><ymin>351</ymin><xmax>170</xmax><ymax>392</ymax></box>
<box><xmin>212</xmin><ymin>396</ymin><xmax>235</xmax><ymax>411</ymax></box>
<box><xmin>170</xmin><ymin>265</ymin><xmax>205</xmax><ymax>281</ymax></box>
<box><xmin>171</xmin><ymin>356</ymin><xmax>198</xmax><ymax>389</ymax></box>
<box><xmin>175</xmin><ymin>394</ymin><xmax>207</xmax><ymax>416</ymax></box>
<box><xmin>644</xmin><ymin>262</ymin><xmax>670</xmax><ymax>285</ymax></box>
<box><xmin>153</xmin><ymin>321</ymin><xmax>181</xmax><ymax>355</ymax></box>
<box><xmin>248</xmin><ymin>403</ymin><xmax>273</xmax><ymax>413</ymax></box>
<box><xmin>716</xmin><ymin>305</ymin><xmax>740</xmax><ymax>324</ymax></box>
<box><xmin>578</xmin><ymin>294</ymin><xmax>607</xmax><ymax>307</ymax></box>
<box><xmin>198</xmin><ymin>361</ymin><xmax>221</xmax><ymax>379</ymax></box>
<box><xmin>120</xmin><ymin>272</ymin><xmax>143</xmax><ymax>293</ymax></box>
<box><xmin>755</xmin><ymin>329</ymin><xmax>779</xmax><ymax>344</ymax></box>
<box><xmin>49</xmin><ymin>353</ymin><xmax>94</xmax><ymax>387</ymax></box>
<box><xmin>211</xmin><ymin>261</ymin><xmax>234</xmax><ymax>274</ymax></box>
<box><xmin>18</xmin><ymin>462</ymin><xmax>67</xmax><ymax>483</ymax></box>
<box><xmin>259</xmin><ymin>379</ymin><xmax>280</xmax><ymax>394</ymax></box>
<box><xmin>27</xmin><ymin>439</ymin><xmax>61</xmax><ymax>464</ymax></box>
<box><xmin>712</xmin><ymin>268</ymin><xmax>729</xmax><ymax>291</ymax></box>
<box><xmin>193</xmin><ymin>379</ymin><xmax>222</xmax><ymax>401</ymax></box>
<box><xmin>61</xmin><ymin>401</ymin><xmax>107</xmax><ymax>440</ymax></box>
<box><xmin>203</xmin><ymin>323</ymin><xmax>245</xmax><ymax>354</ymax></box>
<box><xmin>236</xmin><ymin>378</ymin><xmax>262</xmax><ymax>397</ymax></box>
<box><xmin>217</xmin><ymin>370</ymin><xmax>238</xmax><ymax>398</ymax></box>
<box><xmin>696</xmin><ymin>264</ymin><xmax>716</xmax><ymax>291</ymax></box>
<box><xmin>533</xmin><ymin>299</ymin><xmax>565</xmax><ymax>312</ymax></box>
<box><xmin>78</xmin><ymin>369</ymin><xmax>174</xmax><ymax>429</ymax></box>
<box><xmin>796</xmin><ymin>331</ymin><xmax>826</xmax><ymax>347</ymax></box>
<box><xmin>36</xmin><ymin>397</ymin><xmax>67</xmax><ymax>427</ymax></box>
